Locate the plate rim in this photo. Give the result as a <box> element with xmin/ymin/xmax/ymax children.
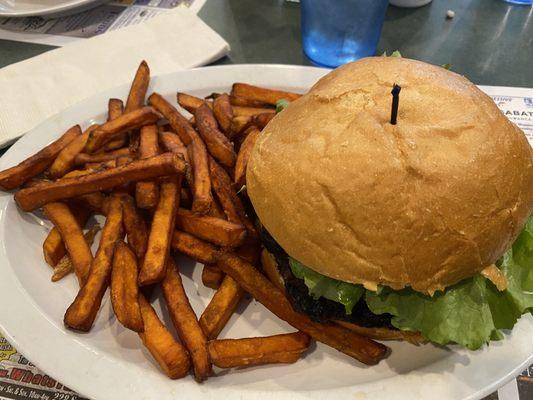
<box><xmin>0</xmin><ymin>0</ymin><xmax>106</xmax><ymax>18</ymax></box>
<box><xmin>0</xmin><ymin>63</ymin><xmax>531</xmax><ymax>400</ymax></box>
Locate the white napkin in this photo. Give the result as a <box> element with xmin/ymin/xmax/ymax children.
<box><xmin>0</xmin><ymin>6</ymin><xmax>230</xmax><ymax>148</ymax></box>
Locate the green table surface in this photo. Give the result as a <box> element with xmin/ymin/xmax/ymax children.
<box><xmin>1</xmin><ymin>0</ymin><xmax>532</xmax><ymax>87</ymax></box>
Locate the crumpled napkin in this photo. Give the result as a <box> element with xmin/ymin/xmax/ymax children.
<box><xmin>0</xmin><ymin>6</ymin><xmax>230</xmax><ymax>148</ymax></box>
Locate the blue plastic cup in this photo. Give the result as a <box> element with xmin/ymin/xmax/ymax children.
<box><xmin>301</xmin><ymin>0</ymin><xmax>389</xmax><ymax>67</ymax></box>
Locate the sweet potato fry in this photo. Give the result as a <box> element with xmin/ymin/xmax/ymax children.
<box><xmin>195</xmin><ymin>104</ymin><xmax>236</xmax><ymax>168</ymax></box>
<box><xmin>208</xmin><ymin>158</ymin><xmax>240</xmax><ymax>223</ymax></box>
<box><xmin>120</xmin><ymin>194</ymin><xmax>149</xmax><ymax>262</ymax></box>
<box><xmin>51</xmin><ymin>257</ymin><xmax>75</xmax><ymax>282</ymax></box>
<box><xmin>52</xmin><ymin>225</ymin><xmax>100</xmax><ymax>282</ymax></box>
<box><xmin>235</xmin><ymin>241</ymin><xmax>261</xmax><ymax>265</ymax></box>
<box><xmin>102</xmin><ymin>135</ymin><xmax>127</xmax><ymax>152</ymax></box>
<box><xmin>235</xmin><ymin>113</ymin><xmax>275</xmax><ymax>149</ymax></box>
<box><xmin>180</xmin><ymin>187</ymin><xmax>192</xmax><ymax>208</ymax></box>
<box><xmin>138</xmin><ymin>125</ymin><xmax>159</xmax><ymax>155</ymax></box>
<box><xmin>158</xmin><ymin>123</ymin><xmax>172</xmax><ymax>133</ymax></box>
<box><xmin>216</xmin><ymin>253</ymin><xmax>389</xmax><ymax>365</ymax></box>
<box><xmin>129</xmin><ymin>130</ymin><xmax>141</xmax><ymax>155</ymax></box>
<box><xmin>62</xmin><ymin>169</ymin><xmax>92</xmax><ymax>179</ymax></box>
<box><xmin>44</xmin><ymin>229</ymin><xmax>67</xmax><ymax>267</ymax></box>
<box><xmin>231</xmin><ymin>83</ymin><xmax>301</xmax><ymax>105</ymax></box>
<box><xmin>64</xmin><ymin>195</ymin><xmax>124</xmax><ymax>331</ymax></box>
<box><xmin>260</xmin><ymin>249</ymin><xmax>285</xmax><ymax>292</ymax></box>
<box><xmin>73</xmin><ymin>192</ymin><xmax>107</xmax><ymax>215</ymax></box>
<box><xmin>159</xmin><ymin>131</ymin><xmax>193</xmax><ymax>188</ymax></box>
<box><xmin>116</xmin><ymin>156</ymin><xmax>132</xmax><ymax>167</ymax></box>
<box><xmin>232</xmin><ymin>106</ymin><xmax>275</xmax><ymax>118</ymax></box>
<box><xmin>175</xmin><ymin>208</ymin><xmax>246</xmax><ymax>247</ymax></box>
<box><xmin>108</xmin><ymin>98</ymin><xmax>124</xmax><ymax>120</ymax></box>
<box><xmin>159</xmin><ymin>131</ymin><xmax>187</xmax><ymax>157</ymax></box>
<box><xmin>202</xmin><ymin>264</ymin><xmax>224</xmax><ymax>289</ymax></box>
<box><xmin>208</xmin><ymin>331</ymin><xmax>310</xmax><ymax>368</ymax></box>
<box><xmin>18</xmin><ymin>176</ymin><xmax>50</xmax><ymax>189</ymax></box>
<box><xmin>15</xmin><ymin>153</ymin><xmax>185</xmax><ymax>211</ymax></box>
<box><xmin>251</xmin><ymin>112</ymin><xmax>275</xmax><ymax>131</ymax></box>
<box><xmin>47</xmin><ymin>125</ymin><xmax>98</xmax><ymax>179</ymax></box>
<box><xmin>0</xmin><ymin>125</ymin><xmax>81</xmax><ymax>190</ymax></box>
<box><xmin>229</xmin><ymin>113</ymin><xmax>273</xmax><ymax>151</ymax></box>
<box><xmin>229</xmin><ymin>95</ymin><xmax>272</xmax><ymax>108</ymax></box>
<box><xmin>230</xmin><ymin>115</ymin><xmax>252</xmax><ymax>137</ymax></box>
<box><xmin>138</xmin><ymin>294</ymin><xmax>190</xmax><ymax>379</ymax></box>
<box><xmin>182</xmin><ymin>93</ymin><xmax>271</xmax><ymax>124</ymax></box>
<box><xmin>233</xmin><ymin>217</ymin><xmax>259</xmax><ymax>249</ymax></box>
<box><xmin>199</xmin><ymin>275</ymin><xmax>244</xmax><ymax>340</ymax></box>
<box><xmin>207</xmin><ymin>158</ymin><xmax>260</xmax><ymax>244</ymax></box>
<box><xmin>207</xmin><ymin>196</ymin><xmax>226</xmax><ymax>219</ymax></box>
<box><xmin>111</xmin><ymin>241</ymin><xmax>144</xmax><ymax>332</ymax></box>
<box><xmin>138</xmin><ymin>177</ymin><xmax>181</xmax><ymax>286</ymax></box>
<box><xmin>185</xmin><ymin>143</ymin><xmax>212</xmax><ymax>212</ymax></box>
<box><xmin>149</xmin><ymin>93</ymin><xmax>212</xmax><ymax>213</ymax></box>
<box><xmin>85</xmin><ymin>107</ymin><xmax>161</xmax><ymax>153</ymax></box>
<box><xmin>71</xmin><ymin>190</ymin><xmax>106</xmax><ymax>209</ymax></box>
<box><xmin>43</xmin><ymin>202</ymin><xmax>93</xmax><ymax>284</ymax></box>
<box><xmin>103</xmin><ymin>99</ymin><xmax>126</xmax><ymax>150</ymax></box>
<box><xmin>112</xmin><ymin>157</ymin><xmax>134</xmax><ymax>192</ymax></box>
<box><xmin>43</xmin><ymin>205</ymin><xmax>91</xmax><ymax>267</ymax></box>
<box><xmin>162</xmin><ymin>259</ymin><xmax>211</xmax><ymax>381</ymax></box>
<box><xmin>177</xmin><ymin>92</ymin><xmax>209</xmax><ymax>114</ymax></box>
<box><xmin>74</xmin><ymin>148</ymin><xmax>131</xmax><ymax>166</ymax></box>
<box><xmin>149</xmin><ymin>93</ymin><xmax>195</xmax><ymax>145</ymax></box>
<box><xmin>234</xmin><ymin>126</ymin><xmax>260</xmax><ymax>188</ymax></box>
<box><xmin>171</xmin><ymin>231</ymin><xmax>218</xmax><ymax>264</ymax></box>
<box><xmin>84</xmin><ymin>159</ymin><xmax>118</xmax><ymax>171</ymax></box>
<box><xmin>135</xmin><ymin>125</ymin><xmax>160</xmax><ymax>209</ymax></box>
<box><xmin>62</xmin><ymin>174</ymin><xmax>113</xmax><ymax>212</ymax></box>
<box><xmin>210</xmin><ymin>159</ymin><xmax>258</xmax><ymax>240</ymax></box>
<box><xmin>213</xmin><ymin>93</ymin><xmax>233</xmax><ymax>135</ymax></box>
<box><xmin>334</xmin><ymin>321</ymin><xmax>426</xmax><ymax>345</ymax></box>
<box><xmin>125</xmin><ymin>60</ymin><xmax>150</xmax><ymax>113</ymax></box>
<box><xmin>136</xmin><ymin>128</ymin><xmax>158</xmax><ymax>160</ymax></box>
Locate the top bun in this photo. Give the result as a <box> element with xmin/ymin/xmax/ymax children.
<box><xmin>247</xmin><ymin>57</ymin><xmax>533</xmax><ymax>294</ymax></box>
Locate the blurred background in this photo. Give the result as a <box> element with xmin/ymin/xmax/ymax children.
<box><xmin>0</xmin><ymin>0</ymin><xmax>531</xmax><ymax>86</ymax></box>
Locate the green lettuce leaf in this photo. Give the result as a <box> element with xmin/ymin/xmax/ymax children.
<box><xmin>275</xmin><ymin>99</ymin><xmax>289</xmax><ymax>113</ymax></box>
<box><xmin>365</xmin><ymin>277</ymin><xmax>498</xmax><ymax>349</ymax></box>
<box><xmin>366</xmin><ymin>215</ymin><xmax>533</xmax><ymax>350</ymax></box>
<box><xmin>289</xmin><ymin>258</ymin><xmax>364</xmax><ymax>314</ymax></box>
<box><xmin>381</xmin><ymin>50</ymin><xmax>402</xmax><ymax>58</ymax></box>
<box><xmin>511</xmin><ymin>215</ymin><xmax>533</xmax><ymax>291</ymax></box>
<box><xmin>381</xmin><ymin>50</ymin><xmax>451</xmax><ymax>70</ymax></box>
<box><xmin>390</xmin><ymin>50</ymin><xmax>402</xmax><ymax>58</ymax></box>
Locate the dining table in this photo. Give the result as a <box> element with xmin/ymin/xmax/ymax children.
<box><xmin>0</xmin><ymin>1</ymin><xmax>531</xmax><ymax>400</ymax></box>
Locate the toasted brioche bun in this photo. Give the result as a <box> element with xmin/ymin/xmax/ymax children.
<box><xmin>247</xmin><ymin>57</ymin><xmax>533</xmax><ymax>294</ymax></box>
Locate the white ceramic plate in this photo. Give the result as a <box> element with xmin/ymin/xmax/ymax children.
<box><xmin>0</xmin><ymin>65</ymin><xmax>531</xmax><ymax>400</ymax></box>
<box><xmin>0</xmin><ymin>0</ymin><xmax>107</xmax><ymax>18</ymax></box>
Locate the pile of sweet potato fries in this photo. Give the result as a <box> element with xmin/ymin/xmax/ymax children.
<box><xmin>0</xmin><ymin>61</ymin><xmax>388</xmax><ymax>382</ymax></box>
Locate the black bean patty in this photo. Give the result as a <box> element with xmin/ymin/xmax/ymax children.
<box><xmin>260</xmin><ymin>228</ymin><xmax>393</xmax><ymax>328</ymax></box>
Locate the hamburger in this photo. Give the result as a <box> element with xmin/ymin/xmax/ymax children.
<box><xmin>246</xmin><ymin>57</ymin><xmax>533</xmax><ymax>350</ymax></box>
